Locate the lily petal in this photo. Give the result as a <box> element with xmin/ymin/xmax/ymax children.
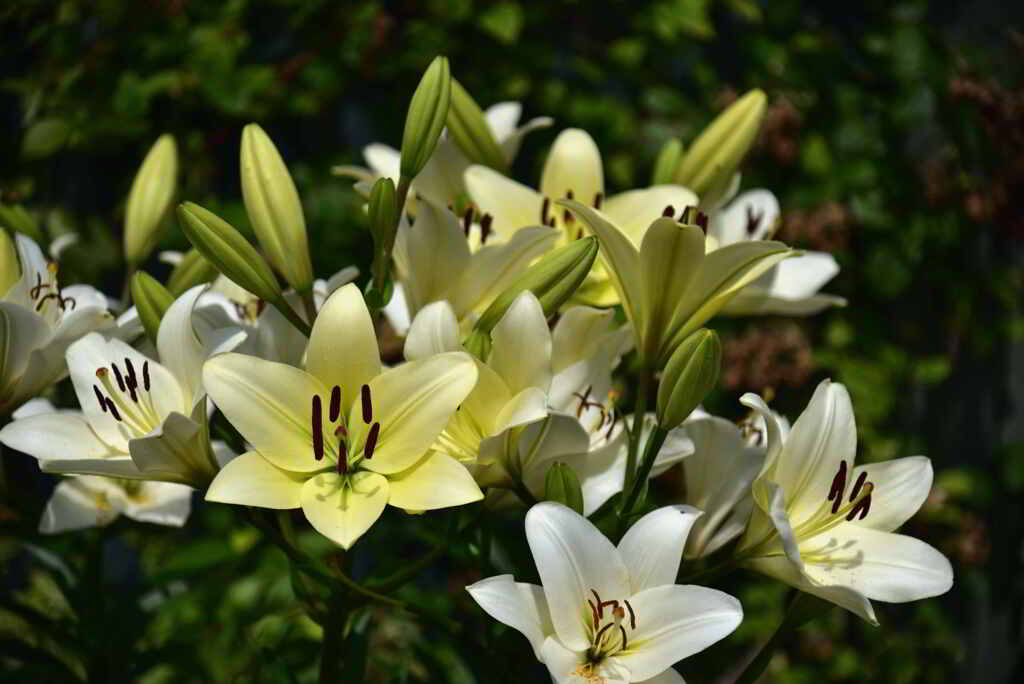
<box><xmin>466</xmin><ymin>575</ymin><xmax>553</xmax><ymax>659</ymax></box>
<box><xmin>404</xmin><ymin>300</ymin><xmax>461</xmax><ymax>361</ymax></box>
<box><xmin>708</xmin><ymin>189</ymin><xmax>780</xmax><ymax>246</ymax></box>
<box><xmin>540</xmin><ymin>129</ymin><xmax>604</xmax><ymax>207</ymax></box>
<box><xmin>603</xmin><ymin>185</ymin><xmax>700</xmax><ymax>245</ymax></box>
<box><xmin>306</xmin><ymin>283</ymin><xmax>381</xmax><ymax>411</ymax></box>
<box><xmin>748</xmin><ymin>555</ymin><xmax>878</xmax><ymax>625</ymax></box>
<box><xmin>464</xmin><ymin>165</ymin><xmax>544</xmax><ymax>243</ymax></box>
<box><xmin>122</xmin><ymin>481</ymin><xmax>193</xmax><ymax>526</ymax></box>
<box><xmin>638</xmin><ymin>219</ymin><xmax>705</xmax><ymax>361</ymax></box>
<box><xmin>394</xmin><ymin>200</ymin><xmax>470</xmax><ymax>315</ymax></box>
<box><xmin>39</xmin><ymin>478</ymin><xmax>121</xmax><ymax>533</ymax></box>
<box><xmin>205</xmin><ymin>451</ymin><xmax>305</xmax><ymax>509</ymax></box>
<box><xmin>301</xmin><ymin>470</ymin><xmax>389</xmax><ymax>549</ymax></box>
<box><xmin>850</xmin><ymin>456</ymin><xmax>933</xmax><ymax>532</ymax></box>
<box><xmin>156</xmin><ymin>285</ymin><xmax>209</xmax><ymax>404</ymax></box>
<box><xmin>489</xmin><ymin>292</ymin><xmax>552</xmax><ymax>395</ymax></box>
<box><xmin>618</xmin><ymin>505</ymin><xmax>702</xmax><ymax>594</ymax></box>
<box><xmin>386</xmin><ymin>451</ymin><xmax>483</xmax><ymax>510</ymax></box>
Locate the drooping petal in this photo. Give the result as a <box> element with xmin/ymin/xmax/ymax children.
<box><xmin>525</xmin><ymin>502</ymin><xmax>630</xmax><ymax>651</ymax></box>
<box><xmin>363</xmin><ymin>143</ymin><xmax>400</xmax><ymax>181</ymax></box>
<box><xmin>484</xmin><ymin>102</ymin><xmax>522</xmax><ymax>141</ymax></box>
<box><xmin>156</xmin><ymin>285</ymin><xmax>210</xmax><ymax>404</ymax></box>
<box><xmin>493</xmin><ymin>387</ymin><xmax>550</xmax><ymax>435</ymax></box>
<box><xmin>466</xmin><ymin>575</ymin><xmax>553</xmax><ymax>659</ymax></box>
<box><xmin>404</xmin><ymin>300</ymin><xmax>461</xmax><ymax>361</ymax></box>
<box><xmin>850</xmin><ymin>456</ymin><xmax>933</xmax><ymax>532</ymax></box>
<box><xmin>306</xmin><ymin>283</ymin><xmax>381</xmax><ymax>411</ymax></box>
<box><xmin>205</xmin><ymin>451</ymin><xmax>305</xmax><ymax>509</ymax></box>
<box><xmin>464</xmin><ymin>165</ymin><xmax>544</xmax><ymax>242</ymax></box>
<box><xmin>203</xmin><ymin>353</ymin><xmax>329</xmax><ymax>473</ymax></box>
<box><xmin>636</xmin><ymin>667</ymin><xmax>687</xmax><ymax>684</ymax></box>
<box><xmin>129</xmin><ymin>411</ymin><xmax>212</xmax><ymax>486</ymax></box>
<box><xmin>300</xmin><ymin>470</ymin><xmax>389</xmax><ymax>549</ymax></box>
<box><xmin>739</xmin><ymin>392</ymin><xmax>785</xmax><ymax>467</ymax></box>
<box><xmin>747</xmin><ymin>555</ymin><xmax>877</xmax><ymax>625</ymax></box>
<box><xmin>761</xmin><ymin>252</ymin><xmax>840</xmax><ymax>301</ymax></box>
<box><xmin>0</xmin><ymin>410</ymin><xmax>121</xmax><ymax>465</ymax></box>
<box><xmin>488</xmin><ymin>292</ymin><xmax>552</xmax><ymax>395</ymax></box>
<box><xmin>614</xmin><ymin>584</ymin><xmax>742</xmax><ymax>681</ymax></box>
<box><xmin>708</xmin><ymin>189</ymin><xmax>780</xmax><ymax>246</ymax></box>
<box><xmin>386</xmin><ymin>451</ymin><xmax>483</xmax><ymax>510</ymax></box>
<box><xmin>123</xmin><ymin>481</ymin><xmax>193</xmax><ymax>527</ymax></box>
<box><xmin>603</xmin><ymin>185</ymin><xmax>700</xmax><ymax>245</ymax></box>
<box><xmin>540</xmin><ymin>129</ymin><xmax>604</xmax><ymax>207</ymax></box>
<box><xmin>39</xmin><ymin>478</ymin><xmax>121</xmax><ymax>533</ymax></box>
<box><xmin>618</xmin><ymin>505</ymin><xmax>702</xmax><ymax>594</ymax></box>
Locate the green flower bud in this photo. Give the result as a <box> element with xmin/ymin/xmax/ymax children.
<box><xmin>462</xmin><ymin>328</ymin><xmax>492</xmax><ymax>361</ymax></box>
<box><xmin>124</xmin><ymin>134</ymin><xmax>178</xmax><ymax>265</ymax></box>
<box><xmin>0</xmin><ymin>229</ymin><xmax>19</xmax><ymax>296</ymax></box>
<box><xmin>544</xmin><ymin>461</ymin><xmax>584</xmax><ymax>514</ymax></box>
<box><xmin>177</xmin><ymin>202</ymin><xmax>281</xmax><ymax>303</ymax></box>
<box><xmin>447</xmin><ymin>77</ymin><xmax>506</xmax><ymax>171</ymax></box>
<box><xmin>130</xmin><ymin>271</ymin><xmax>174</xmax><ymax>344</ymax></box>
<box><xmin>673</xmin><ymin>89</ymin><xmax>766</xmax><ymax>207</ymax></box>
<box><xmin>368</xmin><ymin>177</ymin><xmax>399</xmax><ymax>253</ymax></box>
<box><xmin>167</xmin><ymin>248</ymin><xmax>219</xmax><ymax>297</ymax></box>
<box><xmin>240</xmin><ymin>123</ymin><xmax>314</xmax><ymax>292</ymax></box>
<box><xmin>400</xmin><ymin>56</ymin><xmax>452</xmax><ymax>179</ymax></box>
<box><xmin>651</xmin><ymin>137</ymin><xmax>684</xmax><ymax>185</ymax></box>
<box><xmin>474</xmin><ymin>236</ymin><xmax>598</xmax><ymax>334</ymax></box>
<box><xmin>656</xmin><ymin>328</ymin><xmax>722</xmax><ymax>430</ymax></box>
<box><xmin>0</xmin><ymin>204</ymin><xmax>43</xmax><ymax>242</ymax></box>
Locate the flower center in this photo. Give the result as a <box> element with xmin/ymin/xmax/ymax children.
<box><xmin>572</xmin><ymin>385</ymin><xmax>618</xmax><ymax>445</ymax></box>
<box><xmin>541</xmin><ymin>190</ymin><xmax>604</xmax><ymax>242</ymax></box>
<box><xmin>29</xmin><ymin>262</ymin><xmax>76</xmax><ymax>315</ymax></box>
<box><xmin>791</xmin><ymin>460</ymin><xmax>875</xmax><ymax>542</ymax></box>
<box><xmin>584</xmin><ymin>588</ymin><xmax>636</xmax><ymax>662</ymax></box>
<box><xmin>94</xmin><ymin>359</ymin><xmax>161</xmax><ymax>438</ymax></box>
<box><xmin>310</xmin><ymin>383</ymin><xmax>381</xmax><ymax>477</ymax></box>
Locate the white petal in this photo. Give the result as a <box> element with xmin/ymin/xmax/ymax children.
<box><xmin>614</xmin><ymin>584</ymin><xmax>742</xmax><ymax>681</ymax></box>
<box><xmin>0</xmin><ymin>410</ymin><xmax>118</xmax><ymax>464</ymax></box>
<box><xmin>39</xmin><ymin>478</ymin><xmax>121</xmax><ymax>533</ymax></box>
<box><xmin>747</xmin><ymin>555</ymin><xmax>878</xmax><ymax>625</ymax></box>
<box><xmin>464</xmin><ymin>165</ymin><xmax>544</xmax><ymax>243</ymax></box>
<box><xmin>466</xmin><ymin>575</ymin><xmax>553</xmax><ymax>659</ymax></box>
<box><xmin>525</xmin><ymin>502</ymin><xmax>630</xmax><ymax>650</ymax></box>
<box><xmin>850</xmin><ymin>456</ymin><xmax>932</xmax><ymax>532</ymax></box>
<box><xmin>363</xmin><ymin>143</ymin><xmax>400</xmax><ymax>181</ymax></box>
<box><xmin>386</xmin><ymin>451</ymin><xmax>482</xmax><ymax>511</ymax></box>
<box><xmin>540</xmin><ymin>129</ymin><xmax>604</xmax><ymax>206</ymax></box>
<box><xmin>0</xmin><ymin>303</ymin><xmax>51</xmax><ymax>397</ymax></box>
<box><xmin>722</xmin><ymin>286</ymin><xmax>846</xmax><ymax>316</ymax></box>
<box><xmin>538</xmin><ymin>637</ymin><xmax>589</xmax><ymax>684</ymax></box>
<box><xmin>484</xmin><ymin>102</ymin><xmax>522</xmax><ymax>141</ymax></box>
<box><xmin>129</xmin><ymin>411</ymin><xmax>211</xmax><ymax>485</ymax></box>
<box><xmin>765</xmin><ymin>252</ymin><xmax>839</xmax><ymax>300</ymax></box>
<box><xmin>393</xmin><ymin>200</ymin><xmax>470</xmax><ymax>314</ymax></box>
<box><xmin>404</xmin><ymin>300</ymin><xmax>460</xmax><ymax>361</ymax></box>
<box><xmin>708</xmin><ymin>189</ymin><xmax>780</xmax><ymax>245</ymax></box>
<box><xmin>156</xmin><ymin>285</ymin><xmax>210</xmax><ymax>404</ymax></box>
<box><xmin>123</xmin><ymin>482</ymin><xmax>193</xmax><ymax>526</ymax></box>
<box><xmin>205</xmin><ymin>451</ymin><xmax>305</xmax><ymax>509</ymax></box>
<box><xmin>301</xmin><ymin>470</ymin><xmax>389</xmax><ymax>549</ymax></box>
<box><xmin>603</xmin><ymin>185</ymin><xmax>699</xmax><ymax>245</ymax></box>
<box><xmin>637</xmin><ymin>668</ymin><xmax>687</xmax><ymax>684</ymax></box>
<box><xmin>619</xmin><ymin>506</ymin><xmax>702</xmax><ymax>593</ymax></box>
<box><xmin>494</xmin><ymin>387</ymin><xmax>550</xmax><ymax>435</ymax></box>
<box><xmin>381</xmin><ymin>281</ymin><xmax>411</xmax><ymax>336</ymax></box>
<box><xmin>488</xmin><ymin>292</ymin><xmax>552</xmax><ymax>395</ymax></box>
<box><xmin>500</xmin><ymin>115</ymin><xmax>554</xmax><ymax>163</ymax></box>
<box><xmin>516</xmin><ymin>413</ymin><xmax>592</xmax><ymax>496</ymax></box>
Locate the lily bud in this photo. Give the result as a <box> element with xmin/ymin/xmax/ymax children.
<box><xmin>651</xmin><ymin>137</ymin><xmax>684</xmax><ymax>185</ymax></box>
<box><xmin>656</xmin><ymin>328</ymin><xmax>722</xmax><ymax>430</ymax></box>
<box><xmin>0</xmin><ymin>204</ymin><xmax>42</xmax><ymax>242</ymax></box>
<box><xmin>124</xmin><ymin>134</ymin><xmax>178</xmax><ymax>265</ymax></box>
<box><xmin>447</xmin><ymin>78</ymin><xmax>506</xmax><ymax>171</ymax></box>
<box><xmin>544</xmin><ymin>462</ymin><xmax>584</xmax><ymax>514</ymax></box>
<box><xmin>474</xmin><ymin>236</ymin><xmax>598</xmax><ymax>334</ymax></box>
<box><xmin>400</xmin><ymin>56</ymin><xmax>452</xmax><ymax>179</ymax></box>
<box><xmin>167</xmin><ymin>248</ymin><xmax>219</xmax><ymax>296</ymax></box>
<box><xmin>177</xmin><ymin>202</ymin><xmax>282</xmax><ymax>303</ymax></box>
<box><xmin>240</xmin><ymin>123</ymin><xmax>314</xmax><ymax>292</ymax></box>
<box><xmin>462</xmin><ymin>328</ymin><xmax>492</xmax><ymax>361</ymax></box>
<box><xmin>130</xmin><ymin>271</ymin><xmax>174</xmax><ymax>344</ymax></box>
<box><xmin>673</xmin><ymin>89</ymin><xmax>766</xmax><ymax>207</ymax></box>
<box><xmin>368</xmin><ymin>177</ymin><xmax>399</xmax><ymax>254</ymax></box>
<box><xmin>0</xmin><ymin>229</ymin><xmax>18</xmax><ymax>295</ymax></box>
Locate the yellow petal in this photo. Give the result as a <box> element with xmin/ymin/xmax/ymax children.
<box><xmin>539</xmin><ymin>129</ymin><xmax>604</xmax><ymax>208</ymax></box>
<box><xmin>206</xmin><ymin>451</ymin><xmax>305</xmax><ymax>509</ymax></box>
<box><xmin>387</xmin><ymin>451</ymin><xmax>483</xmax><ymax>511</ymax></box>
<box><xmin>300</xmin><ymin>471</ymin><xmax>388</xmax><ymax>548</ymax></box>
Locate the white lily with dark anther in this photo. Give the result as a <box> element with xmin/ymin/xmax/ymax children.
<box><xmin>203</xmin><ymin>284</ymin><xmax>481</xmax><ymax>549</ymax></box>
<box><xmin>735</xmin><ymin>379</ymin><xmax>954</xmax><ymax>624</ymax></box>
<box><xmin>465</xmin><ymin>128</ymin><xmax>699</xmax><ymax>305</ymax></box>
<box><xmin>707</xmin><ymin>189</ymin><xmax>846</xmax><ymax>316</ymax></box>
<box><xmin>467</xmin><ymin>502</ymin><xmax>743</xmax><ymax>683</ymax></box>
<box><xmin>40</xmin><ymin>475</ymin><xmax>193</xmax><ymax>534</ymax></box>
<box><xmin>0</xmin><ymin>285</ymin><xmax>244</xmax><ymax>487</ymax></box>
<box><xmin>0</xmin><ymin>231</ymin><xmax>113</xmax><ymax>414</ymax></box>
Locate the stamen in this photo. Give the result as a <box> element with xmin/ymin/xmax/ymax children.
<box><xmin>93</xmin><ymin>386</ymin><xmax>107</xmax><ymax>413</ymax></box>
<box><xmin>361</xmin><ymin>384</ymin><xmax>373</xmax><ymax>424</ymax></box>
<box><xmin>541</xmin><ymin>197</ymin><xmax>551</xmax><ymax>224</ymax></box>
<box><xmin>546</xmin><ymin>216</ymin><xmax>556</xmax><ymax>228</ymax></box>
<box><xmin>849</xmin><ymin>471</ymin><xmax>868</xmax><ymax>502</ymax></box>
<box><xmin>846</xmin><ymin>483</ymin><xmax>873</xmax><ymax>520</ymax></box>
<box><xmin>329</xmin><ymin>386</ymin><xmax>341</xmax><ymax>423</ymax></box>
<box><xmin>624</xmin><ymin>599</ymin><xmax>636</xmax><ymax>630</ymax></box>
<box><xmin>563</xmin><ymin>190</ymin><xmax>575</xmax><ymax>224</ymax></box>
<box><xmin>336</xmin><ymin>426</ymin><xmax>348</xmax><ymax>474</ymax></box>
<box><xmin>462</xmin><ymin>207</ymin><xmax>473</xmax><ymax>237</ymax></box>
<box><xmin>142</xmin><ymin>361</ymin><xmax>150</xmax><ymax>391</ymax></box>
<box><xmin>587</xmin><ymin>599</ymin><xmax>600</xmax><ymax>626</ymax></box>
<box><xmin>591</xmin><ymin>589</ymin><xmax>604</xmax><ymax>618</ymax></box>
<box><xmin>593</xmin><ymin>192</ymin><xmax>603</xmax><ymax>209</ymax></box>
<box><xmin>111</xmin><ymin>364</ymin><xmax>126</xmax><ymax>393</ymax></box>
<box><xmin>618</xmin><ymin>625</ymin><xmax>628</xmax><ymax>650</ymax></box>
<box><xmin>30</xmin><ymin>272</ymin><xmax>48</xmax><ymax>299</ymax></box>
<box><xmin>595</xmin><ymin>622</ymin><xmax>615</xmax><ymax>643</ymax></box>
<box><xmin>696</xmin><ymin>212</ymin><xmax>709</xmax><ymax>230</ymax></box>
<box><xmin>124</xmin><ymin>358</ymin><xmax>138</xmax><ymax>388</ymax></box>
<box><xmin>311</xmin><ymin>396</ymin><xmax>324</xmax><ymax>461</ymax></box>
<box><xmin>105</xmin><ymin>398</ymin><xmax>122</xmax><ymax>422</ymax></box>
<box><xmin>745</xmin><ymin>206</ymin><xmax>763</xmax><ymax>235</ymax></box>
<box><xmin>828</xmin><ymin>461</ymin><xmax>848</xmax><ymax>514</ymax></box>
<box><xmin>364</xmin><ymin>422</ymin><xmax>381</xmax><ymax>459</ymax></box>
<box><xmin>480</xmin><ymin>213</ymin><xmax>493</xmax><ymax>243</ymax></box>
<box><xmin>662</xmin><ymin>205</ymin><xmax>675</xmax><ymax>218</ymax></box>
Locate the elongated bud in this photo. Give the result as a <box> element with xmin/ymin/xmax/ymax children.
<box><xmin>651</xmin><ymin>137</ymin><xmax>684</xmax><ymax>185</ymax></box>
<box><xmin>0</xmin><ymin>204</ymin><xmax>43</xmax><ymax>242</ymax></box>
<box><xmin>673</xmin><ymin>89</ymin><xmax>766</xmax><ymax>207</ymax></box>
<box><xmin>0</xmin><ymin>229</ymin><xmax>18</xmax><ymax>296</ymax></box>
<box><xmin>656</xmin><ymin>329</ymin><xmax>722</xmax><ymax>430</ymax></box>
<box><xmin>400</xmin><ymin>56</ymin><xmax>452</xmax><ymax>179</ymax></box>
<box><xmin>368</xmin><ymin>177</ymin><xmax>399</xmax><ymax>252</ymax></box>
<box><xmin>544</xmin><ymin>462</ymin><xmax>584</xmax><ymax>514</ymax></box>
<box><xmin>474</xmin><ymin>236</ymin><xmax>598</xmax><ymax>334</ymax></box>
<box><xmin>167</xmin><ymin>247</ymin><xmax>219</xmax><ymax>296</ymax></box>
<box><xmin>177</xmin><ymin>202</ymin><xmax>281</xmax><ymax>303</ymax></box>
<box><xmin>131</xmin><ymin>272</ymin><xmax>174</xmax><ymax>344</ymax></box>
<box><xmin>240</xmin><ymin>123</ymin><xmax>314</xmax><ymax>292</ymax></box>
<box><xmin>124</xmin><ymin>134</ymin><xmax>178</xmax><ymax>265</ymax></box>
<box><xmin>447</xmin><ymin>78</ymin><xmax>506</xmax><ymax>171</ymax></box>
<box><xmin>462</xmin><ymin>328</ymin><xmax>492</xmax><ymax>360</ymax></box>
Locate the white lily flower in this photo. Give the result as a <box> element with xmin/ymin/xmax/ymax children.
<box><xmin>390</xmin><ymin>199</ymin><xmax>557</xmax><ymax>334</ymax></box>
<box><xmin>0</xmin><ymin>232</ymin><xmax>113</xmax><ymax>414</ymax></box>
<box><xmin>467</xmin><ymin>502</ymin><xmax>742</xmax><ymax>683</ymax></box>
<box><xmin>39</xmin><ymin>475</ymin><xmax>192</xmax><ymax>534</ymax></box>
<box><xmin>0</xmin><ymin>285</ymin><xmax>245</xmax><ymax>486</ymax></box>
<box><xmin>736</xmin><ymin>380</ymin><xmax>954</xmax><ymax>624</ymax></box>
<box><xmin>707</xmin><ymin>190</ymin><xmax>846</xmax><ymax>315</ymax></box>
<box><xmin>203</xmin><ymin>284</ymin><xmax>481</xmax><ymax>549</ymax></box>
<box><xmin>465</xmin><ymin>128</ymin><xmax>699</xmax><ymax>305</ymax></box>
<box><xmin>337</xmin><ymin>101</ymin><xmax>552</xmax><ymax>209</ymax></box>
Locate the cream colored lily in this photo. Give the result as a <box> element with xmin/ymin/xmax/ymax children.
<box><xmin>0</xmin><ymin>232</ymin><xmax>113</xmax><ymax>414</ymax></box>
<box><xmin>0</xmin><ymin>285</ymin><xmax>244</xmax><ymax>486</ymax></box>
<box><xmin>203</xmin><ymin>284</ymin><xmax>481</xmax><ymax>549</ymax></box>
<box><xmin>560</xmin><ymin>201</ymin><xmax>793</xmax><ymax>366</ymax></box>
<box><xmin>465</xmin><ymin>128</ymin><xmax>699</xmax><ymax>305</ymax></box>
<box><xmin>736</xmin><ymin>380</ymin><xmax>953</xmax><ymax>624</ymax></box>
<box><xmin>467</xmin><ymin>502</ymin><xmax>742</xmax><ymax>683</ymax></box>
<box><xmin>40</xmin><ymin>475</ymin><xmax>192</xmax><ymax>534</ymax></box>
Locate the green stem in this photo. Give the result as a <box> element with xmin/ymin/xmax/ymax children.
<box><xmin>270</xmin><ymin>295</ymin><xmax>312</xmax><ymax>337</ymax></box>
<box><xmin>318</xmin><ymin>596</ymin><xmax>348</xmax><ymax>684</ymax></box>
<box><xmin>624</xmin><ymin>367</ymin><xmax>652</xmax><ymax>492</ymax></box>
<box><xmin>300</xmin><ymin>289</ymin><xmax>317</xmax><ymax>324</ymax></box>
<box><xmin>512</xmin><ymin>479</ymin><xmax>539</xmax><ymax>507</ymax></box>
<box><xmin>733</xmin><ymin>592</ymin><xmax>807</xmax><ymax>684</ymax></box>
<box><xmin>619</xmin><ymin>424</ymin><xmax>668</xmax><ymax>526</ymax></box>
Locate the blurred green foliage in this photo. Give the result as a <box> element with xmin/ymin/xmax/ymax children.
<box><xmin>2</xmin><ymin>0</ymin><xmax>1023</xmax><ymax>681</ymax></box>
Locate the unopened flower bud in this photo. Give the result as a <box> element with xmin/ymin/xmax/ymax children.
<box><xmin>167</xmin><ymin>247</ymin><xmax>219</xmax><ymax>296</ymax></box>
<box><xmin>130</xmin><ymin>271</ymin><xmax>174</xmax><ymax>344</ymax></box>
<box><xmin>474</xmin><ymin>236</ymin><xmax>598</xmax><ymax>334</ymax></box>
<box><xmin>400</xmin><ymin>56</ymin><xmax>452</xmax><ymax>179</ymax></box>
<box><xmin>447</xmin><ymin>77</ymin><xmax>506</xmax><ymax>171</ymax></box>
<box><xmin>0</xmin><ymin>229</ymin><xmax>18</xmax><ymax>295</ymax></box>
<box><xmin>656</xmin><ymin>328</ymin><xmax>722</xmax><ymax>430</ymax></box>
<box><xmin>124</xmin><ymin>134</ymin><xmax>178</xmax><ymax>264</ymax></box>
<box><xmin>673</xmin><ymin>89</ymin><xmax>766</xmax><ymax>207</ymax></box>
<box><xmin>177</xmin><ymin>202</ymin><xmax>282</xmax><ymax>303</ymax></box>
<box><xmin>462</xmin><ymin>328</ymin><xmax>492</xmax><ymax>361</ymax></box>
<box><xmin>368</xmin><ymin>177</ymin><xmax>399</xmax><ymax>252</ymax></box>
<box><xmin>240</xmin><ymin>123</ymin><xmax>314</xmax><ymax>292</ymax></box>
<box><xmin>544</xmin><ymin>461</ymin><xmax>584</xmax><ymax>514</ymax></box>
<box><xmin>651</xmin><ymin>137</ymin><xmax>684</xmax><ymax>185</ymax></box>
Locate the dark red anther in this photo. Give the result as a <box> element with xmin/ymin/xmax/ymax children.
<box><xmin>361</xmin><ymin>384</ymin><xmax>372</xmax><ymax>424</ymax></box>
<box><xmin>849</xmin><ymin>471</ymin><xmax>868</xmax><ymax>502</ymax></box>
<box><xmin>462</xmin><ymin>207</ymin><xmax>473</xmax><ymax>237</ymax></box>
<box><xmin>624</xmin><ymin>599</ymin><xmax>636</xmax><ymax>630</ymax></box>
<box><xmin>745</xmin><ymin>206</ymin><xmax>763</xmax><ymax>235</ymax></box>
<box><xmin>696</xmin><ymin>212</ymin><xmax>708</xmax><ymax>231</ymax></box>
<box><xmin>124</xmin><ymin>358</ymin><xmax>138</xmax><ymax>387</ymax></box>
<box><xmin>337</xmin><ymin>441</ymin><xmax>348</xmax><ymax>474</ymax></box>
<box><xmin>329</xmin><ymin>386</ymin><xmax>342</xmax><ymax>423</ymax></box>
<box><xmin>126</xmin><ymin>380</ymin><xmax>139</xmax><ymax>403</ymax></box>
<box><xmin>364</xmin><ymin>422</ymin><xmax>381</xmax><ymax>459</ymax></box>
<box><xmin>111</xmin><ymin>364</ymin><xmax>126</xmax><ymax>392</ymax></box>
<box><xmin>662</xmin><ymin>205</ymin><xmax>675</xmax><ymax>218</ymax></box>
<box><xmin>93</xmin><ymin>386</ymin><xmax>107</xmax><ymax>413</ymax></box>
<box><xmin>547</xmin><ymin>216</ymin><xmax>556</xmax><ymax>228</ymax></box>
<box><xmin>618</xmin><ymin>625</ymin><xmax>628</xmax><ymax>650</ymax></box>
<box><xmin>311</xmin><ymin>396</ymin><xmax>324</xmax><ymax>461</ymax></box>
<box><xmin>142</xmin><ymin>361</ymin><xmax>150</xmax><ymax>391</ymax></box>
<box><xmin>591</xmin><ymin>589</ymin><xmax>604</xmax><ymax>618</ymax></box>
<box><xmin>480</xmin><ymin>214</ymin><xmax>493</xmax><ymax>244</ymax></box>
<box><xmin>593</xmin><ymin>192</ymin><xmax>603</xmax><ymax>209</ymax></box>
<box><xmin>587</xmin><ymin>598</ymin><xmax>600</xmax><ymax>626</ymax></box>
<box><xmin>828</xmin><ymin>460</ymin><xmax>848</xmax><ymax>514</ymax></box>
<box><xmin>541</xmin><ymin>197</ymin><xmax>551</xmax><ymax>224</ymax></box>
<box><xmin>846</xmin><ymin>492</ymin><xmax>871</xmax><ymax>521</ymax></box>
<box><xmin>106</xmin><ymin>398</ymin><xmax>122</xmax><ymax>422</ymax></box>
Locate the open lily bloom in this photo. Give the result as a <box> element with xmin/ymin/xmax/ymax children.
<box><xmin>736</xmin><ymin>380</ymin><xmax>954</xmax><ymax>624</ymax></box>
<box><xmin>0</xmin><ymin>285</ymin><xmax>244</xmax><ymax>487</ymax></box>
<box><xmin>203</xmin><ymin>284</ymin><xmax>481</xmax><ymax>548</ymax></box>
<box><xmin>0</xmin><ymin>232</ymin><xmax>113</xmax><ymax>414</ymax></box>
<box><xmin>337</xmin><ymin>101</ymin><xmax>552</xmax><ymax>209</ymax></box>
<box><xmin>561</xmin><ymin>201</ymin><xmax>793</xmax><ymax>366</ymax></box>
<box><xmin>39</xmin><ymin>475</ymin><xmax>192</xmax><ymax>534</ymax></box>
<box><xmin>467</xmin><ymin>503</ymin><xmax>742</xmax><ymax>683</ymax></box>
<box><xmin>707</xmin><ymin>189</ymin><xmax>846</xmax><ymax>315</ymax></box>
<box><xmin>465</xmin><ymin>128</ymin><xmax>699</xmax><ymax>305</ymax></box>
<box><xmin>389</xmin><ymin>199</ymin><xmax>557</xmax><ymax>334</ymax></box>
